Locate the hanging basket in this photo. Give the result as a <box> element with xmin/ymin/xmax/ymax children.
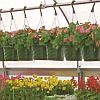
<box><xmin>17</xmin><ymin>46</ymin><xmax>33</xmax><ymax>61</ymax></box>
<box><xmin>84</xmin><ymin>45</ymin><xmax>98</xmax><ymax>61</ymax></box>
<box><xmin>33</xmin><ymin>44</ymin><xmax>47</xmax><ymax>60</ymax></box>
<box><xmin>0</xmin><ymin>46</ymin><xmax>3</xmax><ymax>61</ymax></box>
<box><xmin>3</xmin><ymin>46</ymin><xmax>17</xmax><ymax>61</ymax></box>
<box><xmin>47</xmin><ymin>45</ymin><xmax>63</xmax><ymax>61</ymax></box>
<box><xmin>97</xmin><ymin>47</ymin><xmax>100</xmax><ymax>61</ymax></box>
<box><xmin>64</xmin><ymin>46</ymin><xmax>81</xmax><ymax>61</ymax></box>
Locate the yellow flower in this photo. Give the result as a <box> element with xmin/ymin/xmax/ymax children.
<box><xmin>44</xmin><ymin>77</ymin><xmax>48</xmax><ymax>80</ymax></box>
<box><xmin>41</xmin><ymin>82</ymin><xmax>46</xmax><ymax>88</ymax></box>
<box><xmin>66</xmin><ymin>80</ymin><xmax>71</xmax><ymax>84</ymax></box>
<box><xmin>45</xmin><ymin>84</ymin><xmax>49</xmax><ymax>89</ymax></box>
<box><xmin>49</xmin><ymin>85</ymin><xmax>54</xmax><ymax>91</ymax></box>
<box><xmin>33</xmin><ymin>74</ymin><xmax>37</xmax><ymax>78</ymax></box>
<box><xmin>6</xmin><ymin>80</ymin><xmax>13</xmax><ymax>85</ymax></box>
<box><xmin>62</xmin><ymin>86</ymin><xmax>66</xmax><ymax>91</ymax></box>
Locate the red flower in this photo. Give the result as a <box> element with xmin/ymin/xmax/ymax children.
<box><xmin>78</xmin><ymin>77</ymin><xmax>86</xmax><ymax>90</ymax></box>
<box><xmin>85</xmin><ymin>28</ymin><xmax>90</xmax><ymax>33</ymax></box>
<box><xmin>27</xmin><ymin>28</ymin><xmax>35</xmax><ymax>33</ymax></box>
<box><xmin>63</xmin><ymin>28</ymin><xmax>68</xmax><ymax>33</ymax></box>
<box><xmin>69</xmin><ymin>35</ymin><xmax>73</xmax><ymax>42</ymax></box>
<box><xmin>63</xmin><ymin>38</ymin><xmax>68</xmax><ymax>43</ymax></box>
<box><xmin>32</xmin><ymin>33</ymin><xmax>39</xmax><ymax>39</ymax></box>
<box><xmin>76</xmin><ymin>26</ymin><xmax>85</xmax><ymax>33</ymax></box>
<box><xmin>89</xmin><ymin>24</ymin><xmax>94</xmax><ymax>30</ymax></box>
<box><xmin>70</xmin><ymin>76</ymin><xmax>77</xmax><ymax>87</ymax></box>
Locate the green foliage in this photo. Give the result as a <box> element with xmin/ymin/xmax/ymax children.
<box><xmin>75</xmin><ymin>90</ymin><xmax>100</xmax><ymax>100</ymax></box>
<box><xmin>55</xmin><ymin>82</ymin><xmax>74</xmax><ymax>95</ymax></box>
<box><xmin>38</xmin><ymin>26</ymin><xmax>52</xmax><ymax>45</ymax></box>
<box><xmin>12</xmin><ymin>30</ymin><xmax>33</xmax><ymax>49</ymax></box>
<box><xmin>0</xmin><ymin>32</ymin><xmax>12</xmax><ymax>46</ymax></box>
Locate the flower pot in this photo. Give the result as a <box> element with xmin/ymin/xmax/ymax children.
<box><xmin>47</xmin><ymin>45</ymin><xmax>63</xmax><ymax>61</ymax></box>
<box><xmin>0</xmin><ymin>46</ymin><xmax>3</xmax><ymax>61</ymax></box>
<box><xmin>17</xmin><ymin>47</ymin><xmax>33</xmax><ymax>61</ymax></box>
<box><xmin>84</xmin><ymin>45</ymin><xmax>98</xmax><ymax>61</ymax></box>
<box><xmin>33</xmin><ymin>44</ymin><xmax>47</xmax><ymax>60</ymax></box>
<box><xmin>3</xmin><ymin>46</ymin><xmax>17</xmax><ymax>61</ymax></box>
<box><xmin>64</xmin><ymin>46</ymin><xmax>81</xmax><ymax>61</ymax></box>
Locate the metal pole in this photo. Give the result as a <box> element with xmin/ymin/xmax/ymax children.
<box><xmin>0</xmin><ymin>0</ymin><xmax>100</xmax><ymax>13</ymax></box>
<box><xmin>2</xmin><ymin>47</ymin><xmax>6</xmax><ymax>77</ymax></box>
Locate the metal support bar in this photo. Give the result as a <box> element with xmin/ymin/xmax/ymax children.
<box><xmin>58</xmin><ymin>7</ymin><xmax>70</xmax><ymax>25</ymax></box>
<box><xmin>0</xmin><ymin>0</ymin><xmax>100</xmax><ymax>13</ymax></box>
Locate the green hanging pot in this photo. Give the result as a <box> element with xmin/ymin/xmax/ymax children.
<box><xmin>3</xmin><ymin>46</ymin><xmax>17</xmax><ymax>61</ymax></box>
<box><xmin>64</xmin><ymin>46</ymin><xmax>81</xmax><ymax>61</ymax></box>
<box><xmin>84</xmin><ymin>45</ymin><xmax>98</xmax><ymax>61</ymax></box>
<box><xmin>33</xmin><ymin>44</ymin><xmax>47</xmax><ymax>60</ymax></box>
<box><xmin>0</xmin><ymin>46</ymin><xmax>3</xmax><ymax>61</ymax></box>
<box><xmin>17</xmin><ymin>46</ymin><xmax>33</xmax><ymax>61</ymax></box>
<box><xmin>47</xmin><ymin>44</ymin><xmax>63</xmax><ymax>61</ymax></box>
<box><xmin>96</xmin><ymin>47</ymin><xmax>100</xmax><ymax>61</ymax></box>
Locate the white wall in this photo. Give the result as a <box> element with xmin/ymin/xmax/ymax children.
<box><xmin>0</xmin><ymin>0</ymin><xmax>100</xmax><ymax>31</ymax></box>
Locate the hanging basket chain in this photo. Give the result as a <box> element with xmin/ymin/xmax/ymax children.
<box><xmin>23</xmin><ymin>6</ymin><xmax>30</xmax><ymax>29</ymax></box>
<box><xmin>72</xmin><ymin>1</ymin><xmax>78</xmax><ymax>23</ymax></box>
<box><xmin>88</xmin><ymin>2</ymin><xmax>97</xmax><ymax>23</ymax></box>
<box><xmin>51</xmin><ymin>3</ymin><xmax>60</xmax><ymax>28</ymax></box>
<box><xmin>9</xmin><ymin>8</ymin><xmax>17</xmax><ymax>31</ymax></box>
<box><xmin>0</xmin><ymin>9</ymin><xmax>6</xmax><ymax>31</ymax></box>
<box><xmin>36</xmin><ymin>3</ymin><xmax>45</xmax><ymax>30</ymax></box>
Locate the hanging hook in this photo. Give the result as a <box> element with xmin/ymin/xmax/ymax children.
<box><xmin>10</xmin><ymin>8</ymin><xmax>17</xmax><ymax>31</ymax></box>
<box><xmin>40</xmin><ymin>4</ymin><xmax>43</xmax><ymax>16</ymax></box>
<box><xmin>53</xmin><ymin>2</ymin><xmax>57</xmax><ymax>16</ymax></box>
<box><xmin>0</xmin><ymin>9</ymin><xmax>5</xmax><ymax>31</ymax></box>
<box><xmin>24</xmin><ymin>6</ymin><xmax>27</xmax><ymax>18</ymax></box>
<box><xmin>0</xmin><ymin>9</ymin><xmax>2</xmax><ymax>21</ymax></box>
<box><xmin>91</xmin><ymin>2</ymin><xmax>95</xmax><ymax>12</ymax></box>
<box><xmin>51</xmin><ymin>2</ymin><xmax>60</xmax><ymax>28</ymax></box>
<box><xmin>71</xmin><ymin>0</ymin><xmax>78</xmax><ymax>23</ymax></box>
<box><xmin>88</xmin><ymin>2</ymin><xmax>96</xmax><ymax>23</ymax></box>
<box><xmin>72</xmin><ymin>1</ymin><xmax>75</xmax><ymax>14</ymax></box>
<box><xmin>10</xmin><ymin>8</ymin><xmax>14</xmax><ymax>20</ymax></box>
<box><xmin>23</xmin><ymin>6</ymin><xmax>30</xmax><ymax>28</ymax></box>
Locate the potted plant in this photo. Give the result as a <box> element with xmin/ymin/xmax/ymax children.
<box><xmin>12</xmin><ymin>28</ymin><xmax>33</xmax><ymax>60</ymax></box>
<box><xmin>0</xmin><ymin>30</ymin><xmax>3</xmax><ymax>61</ymax></box>
<box><xmin>0</xmin><ymin>30</ymin><xmax>17</xmax><ymax>61</ymax></box>
<box><xmin>76</xmin><ymin>22</ymin><xmax>98</xmax><ymax>61</ymax></box>
<box><xmin>33</xmin><ymin>26</ymin><xmax>47</xmax><ymax>60</ymax></box>
<box><xmin>95</xmin><ymin>26</ymin><xmax>100</xmax><ymax>61</ymax></box>
<box><xmin>63</xmin><ymin>22</ymin><xmax>81</xmax><ymax>61</ymax></box>
<box><xmin>47</xmin><ymin>27</ymin><xmax>63</xmax><ymax>61</ymax></box>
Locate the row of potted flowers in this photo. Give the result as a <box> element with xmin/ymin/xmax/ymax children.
<box><xmin>0</xmin><ymin>22</ymin><xmax>100</xmax><ymax>61</ymax></box>
<box><xmin>0</xmin><ymin>74</ymin><xmax>100</xmax><ymax>100</ymax></box>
